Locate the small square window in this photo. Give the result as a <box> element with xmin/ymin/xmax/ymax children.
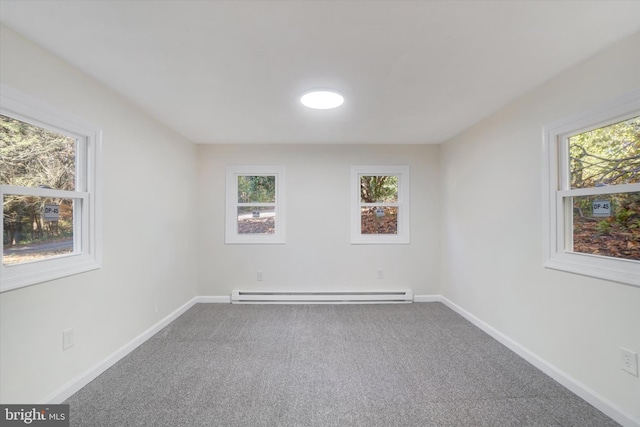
<box><xmin>225</xmin><ymin>166</ymin><xmax>285</xmax><ymax>244</ymax></box>
<box><xmin>351</xmin><ymin>166</ymin><xmax>410</xmax><ymax>244</ymax></box>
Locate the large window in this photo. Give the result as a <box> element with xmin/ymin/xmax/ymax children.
<box><xmin>351</xmin><ymin>166</ymin><xmax>410</xmax><ymax>244</ymax></box>
<box><xmin>225</xmin><ymin>165</ymin><xmax>285</xmax><ymax>244</ymax></box>
<box><xmin>543</xmin><ymin>89</ymin><xmax>640</xmax><ymax>286</ymax></box>
<box><xmin>1</xmin><ymin>87</ymin><xmax>101</xmax><ymax>292</ymax></box>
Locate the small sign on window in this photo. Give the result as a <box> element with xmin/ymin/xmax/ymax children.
<box><xmin>44</xmin><ymin>204</ymin><xmax>60</xmax><ymax>221</ymax></box>
<box><xmin>592</xmin><ymin>200</ymin><xmax>611</xmax><ymax>217</ymax></box>
<box><xmin>375</xmin><ymin>208</ymin><xmax>385</xmax><ymax>217</ymax></box>
<box><xmin>252</xmin><ymin>211</ymin><xmax>260</xmax><ymax>218</ymax></box>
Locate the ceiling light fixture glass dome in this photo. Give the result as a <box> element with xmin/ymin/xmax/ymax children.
<box><xmin>300</xmin><ymin>89</ymin><xmax>344</xmax><ymax>109</ymax></box>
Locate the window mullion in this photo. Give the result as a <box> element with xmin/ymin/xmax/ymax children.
<box><xmin>561</xmin><ymin>196</ymin><xmax>573</xmax><ymax>253</ymax></box>
<box><xmin>75</xmin><ymin>136</ymin><xmax>86</xmax><ymax>192</ymax></box>
<box><xmin>0</xmin><ymin>185</ymin><xmax>87</xmax><ymax>199</ymax></box>
<box><xmin>559</xmin><ymin>183</ymin><xmax>640</xmax><ymax>198</ymax></box>
<box><xmin>360</xmin><ymin>202</ymin><xmax>399</xmax><ymax>207</ymax></box>
<box><xmin>558</xmin><ymin>135</ymin><xmax>571</xmax><ymax>191</ymax></box>
<box><xmin>236</xmin><ymin>202</ymin><xmax>275</xmax><ymax>207</ymax></box>
<box><xmin>555</xmin><ymin>193</ymin><xmax>565</xmax><ymax>253</ymax></box>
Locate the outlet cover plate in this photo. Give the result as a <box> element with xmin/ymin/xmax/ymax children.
<box><xmin>620</xmin><ymin>347</ymin><xmax>638</xmax><ymax>376</ymax></box>
<box><xmin>63</xmin><ymin>328</ymin><xmax>74</xmax><ymax>351</ymax></box>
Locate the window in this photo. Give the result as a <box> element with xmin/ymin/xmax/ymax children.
<box><xmin>351</xmin><ymin>166</ymin><xmax>410</xmax><ymax>244</ymax></box>
<box><xmin>1</xmin><ymin>86</ymin><xmax>102</xmax><ymax>292</ymax></box>
<box><xmin>225</xmin><ymin>165</ymin><xmax>285</xmax><ymax>244</ymax></box>
<box><xmin>543</xmin><ymin>88</ymin><xmax>640</xmax><ymax>286</ymax></box>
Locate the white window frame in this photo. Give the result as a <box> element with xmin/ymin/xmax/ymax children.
<box><xmin>225</xmin><ymin>165</ymin><xmax>285</xmax><ymax>244</ymax></box>
<box><xmin>0</xmin><ymin>85</ymin><xmax>102</xmax><ymax>292</ymax></box>
<box><xmin>542</xmin><ymin>88</ymin><xmax>640</xmax><ymax>287</ymax></box>
<box><xmin>351</xmin><ymin>165</ymin><xmax>410</xmax><ymax>244</ymax></box>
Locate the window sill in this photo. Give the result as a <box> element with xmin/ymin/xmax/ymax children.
<box><xmin>351</xmin><ymin>236</ymin><xmax>410</xmax><ymax>245</ymax></box>
<box><xmin>544</xmin><ymin>253</ymin><xmax>640</xmax><ymax>287</ymax></box>
<box><xmin>1</xmin><ymin>254</ymin><xmax>101</xmax><ymax>292</ymax></box>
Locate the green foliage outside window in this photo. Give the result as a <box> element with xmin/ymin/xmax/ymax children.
<box><xmin>237</xmin><ymin>175</ymin><xmax>275</xmax><ymax>203</ymax></box>
<box><xmin>360</xmin><ymin>175</ymin><xmax>398</xmax><ymax>203</ymax></box>
<box><xmin>569</xmin><ymin>117</ymin><xmax>640</xmax><ymax>189</ymax></box>
<box><xmin>1</xmin><ymin>115</ymin><xmax>76</xmax><ymax>248</ymax></box>
<box><xmin>569</xmin><ymin>116</ymin><xmax>640</xmax><ymax>260</ymax></box>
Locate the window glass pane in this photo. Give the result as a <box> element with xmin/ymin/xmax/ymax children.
<box><xmin>361</xmin><ymin>206</ymin><xmax>398</xmax><ymax>235</ymax></box>
<box><xmin>569</xmin><ymin>116</ymin><xmax>640</xmax><ymax>189</ymax></box>
<box><xmin>237</xmin><ymin>176</ymin><xmax>275</xmax><ymax>203</ymax></box>
<box><xmin>3</xmin><ymin>195</ymin><xmax>75</xmax><ymax>265</ymax></box>
<box><xmin>0</xmin><ymin>114</ymin><xmax>76</xmax><ymax>190</ymax></box>
<box><xmin>237</xmin><ymin>206</ymin><xmax>275</xmax><ymax>234</ymax></box>
<box><xmin>571</xmin><ymin>192</ymin><xmax>640</xmax><ymax>261</ymax></box>
<box><xmin>360</xmin><ymin>175</ymin><xmax>398</xmax><ymax>203</ymax></box>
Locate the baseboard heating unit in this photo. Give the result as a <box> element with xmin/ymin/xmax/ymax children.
<box><xmin>231</xmin><ymin>290</ymin><xmax>413</xmax><ymax>304</ymax></box>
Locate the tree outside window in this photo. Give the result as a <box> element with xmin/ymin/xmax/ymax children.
<box><xmin>237</xmin><ymin>175</ymin><xmax>276</xmax><ymax>235</ymax></box>
<box><xmin>351</xmin><ymin>166</ymin><xmax>410</xmax><ymax>244</ymax></box>
<box><xmin>543</xmin><ymin>88</ymin><xmax>640</xmax><ymax>286</ymax></box>
<box><xmin>1</xmin><ymin>87</ymin><xmax>101</xmax><ymax>292</ymax></box>
<box><xmin>569</xmin><ymin>117</ymin><xmax>640</xmax><ymax>261</ymax></box>
<box><xmin>360</xmin><ymin>175</ymin><xmax>399</xmax><ymax>235</ymax></box>
<box><xmin>225</xmin><ymin>166</ymin><xmax>285</xmax><ymax>244</ymax></box>
<box><xmin>1</xmin><ymin>115</ymin><xmax>77</xmax><ymax>264</ymax></box>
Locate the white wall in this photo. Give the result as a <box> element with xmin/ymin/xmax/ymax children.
<box><xmin>196</xmin><ymin>144</ymin><xmax>440</xmax><ymax>296</ymax></box>
<box><xmin>0</xmin><ymin>25</ymin><xmax>198</xmax><ymax>403</ymax></box>
<box><xmin>440</xmin><ymin>32</ymin><xmax>640</xmax><ymax>420</ymax></box>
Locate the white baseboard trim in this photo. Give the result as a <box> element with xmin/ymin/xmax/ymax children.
<box><xmin>439</xmin><ymin>296</ymin><xmax>640</xmax><ymax>427</ymax></box>
<box><xmin>413</xmin><ymin>294</ymin><xmax>441</xmax><ymax>302</ymax></box>
<box><xmin>43</xmin><ymin>296</ymin><xmax>199</xmax><ymax>404</ymax></box>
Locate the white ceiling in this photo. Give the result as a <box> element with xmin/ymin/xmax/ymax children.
<box><xmin>1</xmin><ymin>1</ymin><xmax>640</xmax><ymax>145</ymax></box>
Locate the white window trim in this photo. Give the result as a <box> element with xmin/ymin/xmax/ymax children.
<box><xmin>351</xmin><ymin>165</ymin><xmax>410</xmax><ymax>244</ymax></box>
<box><xmin>542</xmin><ymin>88</ymin><xmax>640</xmax><ymax>287</ymax></box>
<box><xmin>225</xmin><ymin>165</ymin><xmax>285</xmax><ymax>244</ymax></box>
<box><xmin>0</xmin><ymin>85</ymin><xmax>102</xmax><ymax>292</ymax></box>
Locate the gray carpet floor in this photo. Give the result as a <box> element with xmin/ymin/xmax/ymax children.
<box><xmin>65</xmin><ymin>303</ymin><xmax>620</xmax><ymax>426</ymax></box>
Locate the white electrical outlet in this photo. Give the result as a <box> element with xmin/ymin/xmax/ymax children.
<box><xmin>257</xmin><ymin>271</ymin><xmax>264</xmax><ymax>281</ymax></box>
<box><xmin>63</xmin><ymin>328</ymin><xmax>74</xmax><ymax>351</ymax></box>
<box><xmin>377</xmin><ymin>270</ymin><xmax>384</xmax><ymax>279</ymax></box>
<box><xmin>620</xmin><ymin>347</ymin><xmax>638</xmax><ymax>376</ymax></box>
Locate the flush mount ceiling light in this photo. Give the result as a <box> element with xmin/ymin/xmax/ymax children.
<box><xmin>300</xmin><ymin>90</ymin><xmax>344</xmax><ymax>109</ymax></box>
